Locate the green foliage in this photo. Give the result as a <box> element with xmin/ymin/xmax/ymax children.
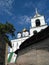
<box><xmin>0</xmin><ymin>22</ymin><xmax>15</xmax><ymax>47</ymax></box>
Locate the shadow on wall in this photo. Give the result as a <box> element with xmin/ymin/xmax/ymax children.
<box><xmin>16</xmin><ymin>38</ymin><xmax>49</xmax><ymax>65</ymax></box>
<box><xmin>15</xmin><ymin>26</ymin><xmax>49</xmax><ymax>65</ymax></box>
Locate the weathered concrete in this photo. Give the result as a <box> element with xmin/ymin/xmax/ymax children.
<box><xmin>16</xmin><ymin>38</ymin><xmax>49</xmax><ymax>65</ymax></box>
<box><xmin>8</xmin><ymin>63</ymin><xmax>16</xmax><ymax>65</ymax></box>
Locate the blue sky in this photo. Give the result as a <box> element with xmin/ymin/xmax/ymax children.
<box><xmin>0</xmin><ymin>0</ymin><xmax>49</xmax><ymax>39</ymax></box>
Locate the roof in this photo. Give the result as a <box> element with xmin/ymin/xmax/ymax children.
<box><xmin>15</xmin><ymin>26</ymin><xmax>49</xmax><ymax>54</ymax></box>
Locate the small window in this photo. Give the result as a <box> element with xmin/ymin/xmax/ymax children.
<box><xmin>36</xmin><ymin>19</ymin><xmax>40</xmax><ymax>26</ymax></box>
<box><xmin>33</xmin><ymin>30</ymin><xmax>37</xmax><ymax>35</ymax></box>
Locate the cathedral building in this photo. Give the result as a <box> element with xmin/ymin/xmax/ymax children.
<box><xmin>7</xmin><ymin>9</ymin><xmax>48</xmax><ymax>63</ymax></box>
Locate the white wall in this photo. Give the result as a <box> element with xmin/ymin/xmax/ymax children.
<box><xmin>30</xmin><ymin>25</ymin><xmax>48</xmax><ymax>36</ymax></box>
<box><xmin>31</xmin><ymin>16</ymin><xmax>46</xmax><ymax>28</ymax></box>
<box><xmin>10</xmin><ymin>36</ymin><xmax>30</xmax><ymax>52</ymax></box>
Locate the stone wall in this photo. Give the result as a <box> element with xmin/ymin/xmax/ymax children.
<box><xmin>16</xmin><ymin>38</ymin><xmax>49</xmax><ymax>65</ymax></box>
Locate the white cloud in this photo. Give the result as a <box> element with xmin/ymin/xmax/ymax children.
<box><xmin>0</xmin><ymin>0</ymin><xmax>14</xmax><ymax>9</ymax></box>
<box><xmin>4</xmin><ymin>9</ymin><xmax>13</xmax><ymax>16</ymax></box>
<box><xmin>0</xmin><ymin>0</ymin><xmax>14</xmax><ymax>16</ymax></box>
<box><xmin>17</xmin><ymin>15</ymin><xmax>31</xmax><ymax>25</ymax></box>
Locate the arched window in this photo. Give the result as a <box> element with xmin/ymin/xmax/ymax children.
<box><xmin>33</xmin><ymin>30</ymin><xmax>37</xmax><ymax>35</ymax></box>
<box><xmin>36</xmin><ymin>19</ymin><xmax>40</xmax><ymax>26</ymax></box>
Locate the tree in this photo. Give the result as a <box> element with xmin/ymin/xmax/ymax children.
<box><xmin>0</xmin><ymin>22</ymin><xmax>15</xmax><ymax>47</ymax></box>
<box><xmin>0</xmin><ymin>22</ymin><xmax>15</xmax><ymax>65</ymax></box>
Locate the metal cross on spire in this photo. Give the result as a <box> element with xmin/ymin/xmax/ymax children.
<box><xmin>35</xmin><ymin>8</ymin><xmax>38</xmax><ymax>15</ymax></box>
<box><xmin>34</xmin><ymin>8</ymin><xmax>41</xmax><ymax>17</ymax></box>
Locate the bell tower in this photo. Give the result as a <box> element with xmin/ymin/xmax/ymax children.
<box><xmin>30</xmin><ymin>9</ymin><xmax>48</xmax><ymax>36</ymax></box>
<box><xmin>31</xmin><ymin>8</ymin><xmax>46</xmax><ymax>28</ymax></box>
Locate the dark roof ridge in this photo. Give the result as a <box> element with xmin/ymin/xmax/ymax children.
<box><xmin>15</xmin><ymin>26</ymin><xmax>49</xmax><ymax>54</ymax></box>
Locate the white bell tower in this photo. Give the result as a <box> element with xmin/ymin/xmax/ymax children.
<box><xmin>30</xmin><ymin>9</ymin><xmax>48</xmax><ymax>36</ymax></box>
